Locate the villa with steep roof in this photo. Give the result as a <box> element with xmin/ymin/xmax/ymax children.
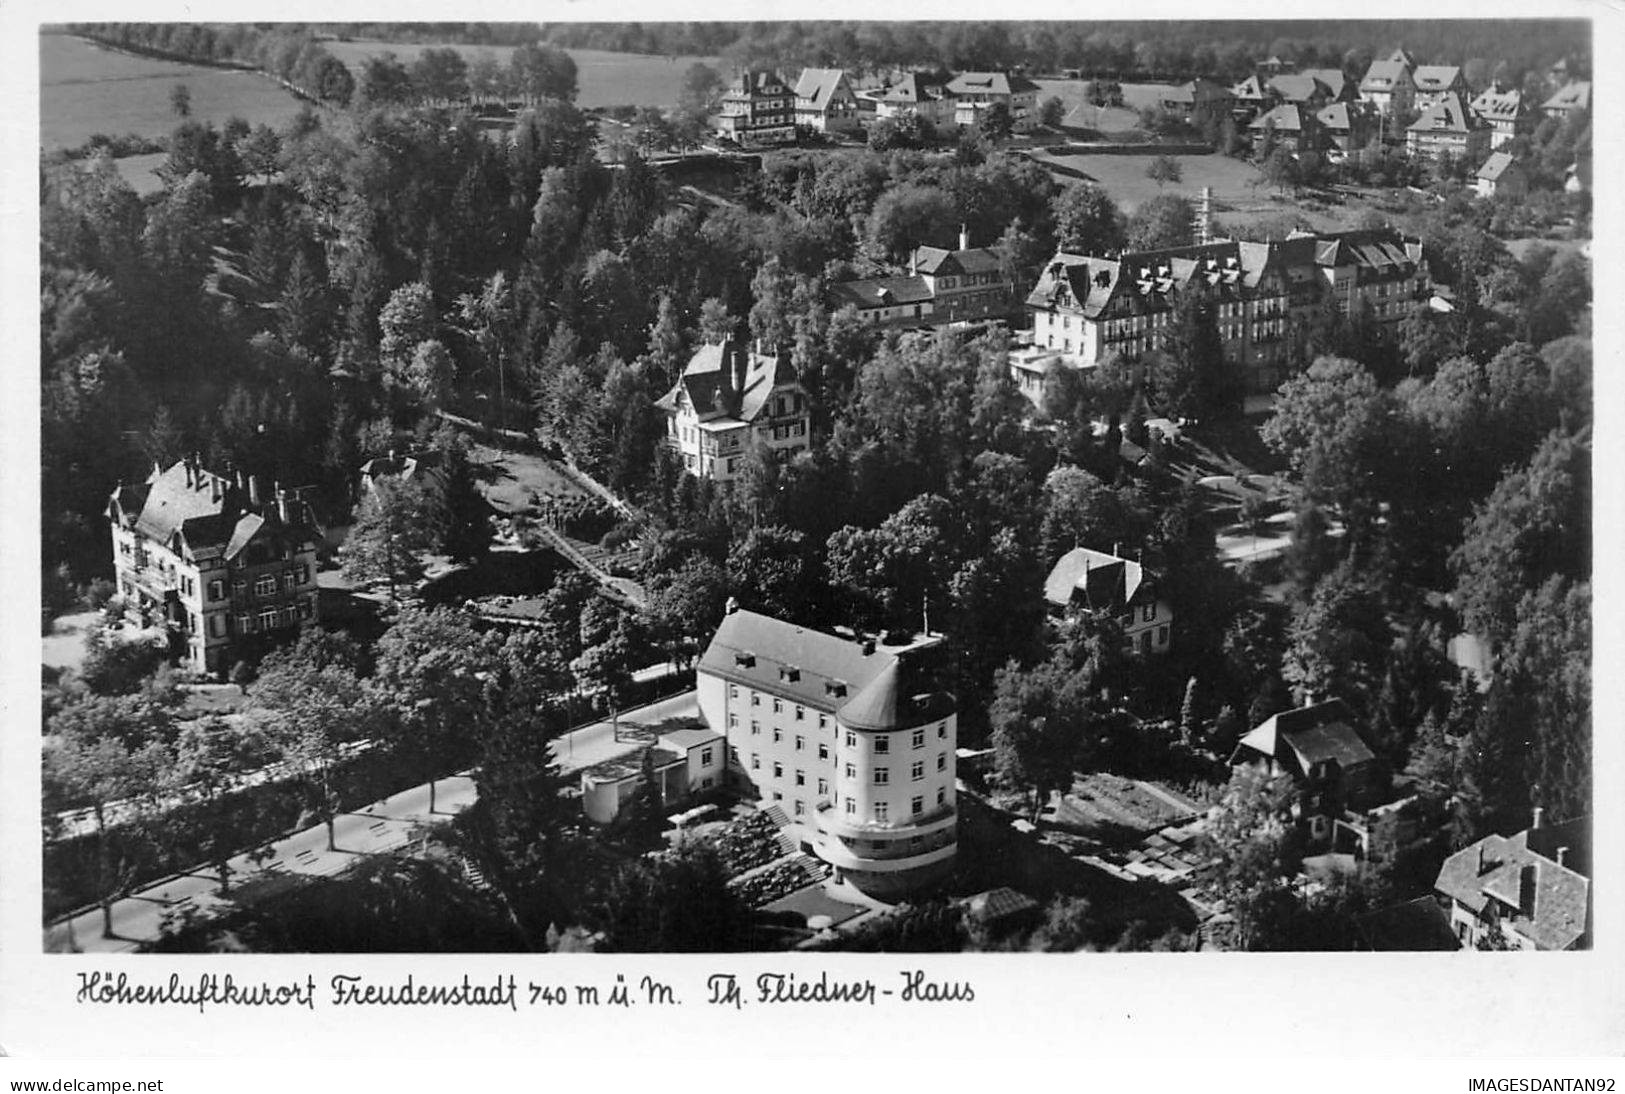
<box><xmin>1405</xmin><ymin>92</ymin><xmax>1489</xmax><ymax>163</ymax></box>
<box><xmin>945</xmin><ymin>71</ymin><xmax>1041</xmax><ymax>131</ymax></box>
<box><xmin>653</xmin><ymin>339</ymin><xmax>810</xmax><ymax>482</ymax></box>
<box><xmin>1435</xmin><ymin>810</ymin><xmax>1590</xmax><ymax>950</ymax></box>
<box><xmin>1043</xmin><ymin>546</ymin><xmax>1171</xmax><ymax>655</ymax></box>
<box><xmin>1541</xmin><ymin>80</ymin><xmax>1591</xmax><ymax>119</ymax></box>
<box><xmin>1359</xmin><ymin>54</ymin><xmax>1415</xmax><ymax>115</ymax></box>
<box><xmin>1230</xmin><ymin>700</ymin><xmax>1388</xmax><ymax>848</ymax></box>
<box><xmin>1411</xmin><ymin>65</ymin><xmax>1467</xmax><ymax>110</ymax></box>
<box><xmin>793</xmin><ymin>67</ymin><xmax>860</xmax><ymax>135</ymax></box>
<box><xmin>1248</xmin><ymin>102</ymin><xmax>1323</xmax><ymax>154</ymax></box>
<box><xmin>1469</xmin><ymin>87</ymin><xmax>1527</xmax><ymax>149</ymax></box>
<box><xmin>855</xmin><ymin>72</ymin><xmax>953</xmax><ymax>127</ymax></box>
<box><xmin>712</xmin><ymin>69</ymin><xmax>796</xmax><ymax>145</ymax></box>
<box><xmin>1475</xmin><ymin>151</ymin><xmax>1527</xmax><ymax>199</ymax></box>
<box><xmin>107</xmin><ymin>457</ymin><xmax>322</xmax><ymax>676</ymax></box>
<box><xmin>697</xmin><ymin>606</ymin><xmax>958</xmax><ymax>897</ymax></box>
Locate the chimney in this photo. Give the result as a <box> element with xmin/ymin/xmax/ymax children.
<box><xmin>958</xmin><ymin>224</ymin><xmax>970</xmax><ymax>251</ymax></box>
<box><xmin>184</xmin><ymin>462</ymin><xmax>193</xmax><ymax>488</ymax></box>
<box><xmin>276</xmin><ymin>482</ymin><xmax>290</xmax><ymax>524</ymax></box>
<box><xmin>1531</xmin><ymin>806</ymin><xmax>1544</xmax><ymax>831</ymax></box>
<box><xmin>733</xmin><ymin>343</ymin><xmax>748</xmax><ymax>400</ymax></box>
<box><xmin>1519</xmin><ymin>863</ymin><xmax>1538</xmax><ymax>917</ymax></box>
<box><xmin>210</xmin><ymin>473</ymin><xmax>222</xmax><ymax>503</ymax></box>
<box><xmin>910</xmin><ymin>248</ymin><xmax>919</xmax><ymax>276</ymax></box>
<box><xmin>861</xmin><ymin>637</ymin><xmax>875</xmax><ymax>655</ymax></box>
<box><xmin>724</xmin><ymin>596</ymin><xmax>739</xmax><ymax>615</ymax></box>
<box><xmin>249</xmin><ymin>475</ymin><xmax>263</xmax><ymax>507</ymax></box>
<box><xmin>1556</xmin><ymin>846</ymin><xmax>1570</xmax><ymax>869</ymax></box>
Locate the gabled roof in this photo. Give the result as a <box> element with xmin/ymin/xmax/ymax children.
<box><xmin>1542</xmin><ymin>81</ymin><xmax>1591</xmax><ymax>112</ymax></box>
<box><xmin>111</xmin><ymin>459</ymin><xmax>317</xmax><ymax>560</ymax></box>
<box><xmin>912</xmin><ymin>244</ymin><xmax>1002</xmax><ymax>276</ymax></box>
<box><xmin>1267</xmin><ymin>74</ymin><xmax>1329</xmax><ymax>104</ymax></box>
<box><xmin>875</xmin><ymin>72</ymin><xmax>946</xmax><ymax>105</ymax></box>
<box><xmin>794</xmin><ymin>68</ymin><xmax>851</xmax><ymax>110</ymax></box>
<box><xmin>1163</xmin><ymin>78</ymin><xmax>1233</xmax><ymax>105</ymax></box>
<box><xmin>945</xmin><ymin>71</ymin><xmax>1039</xmax><ymax>97</ymax></box>
<box><xmin>1384</xmin><ymin>47</ymin><xmax>1415</xmax><ymax>68</ymax></box>
<box><xmin>654</xmin><ymin>340</ymin><xmax>798</xmax><ymax>425</ymax></box>
<box><xmin>727</xmin><ymin>70</ymin><xmax>789</xmax><ymax>96</ymax></box>
<box><xmin>1298</xmin><ymin>68</ymin><xmax>1351</xmax><ymax>99</ymax></box>
<box><xmin>1250</xmin><ymin>102</ymin><xmax>1312</xmax><ymax>132</ymax></box>
<box><xmin>1231</xmin><ymin>700</ymin><xmax>1377</xmax><ymax>775</ymax></box>
<box><xmin>829</xmin><ymin>274</ymin><xmax>934</xmax><ymax>310</ymax></box>
<box><xmin>1436</xmin><ymin>824</ymin><xmax>1591</xmax><ymax>950</ymax></box>
<box><xmin>1360</xmin><ymin>59</ymin><xmax>1412</xmax><ymax>91</ymax></box>
<box><xmin>1476</xmin><ymin>151</ymin><xmax>1521</xmax><ymax>181</ymax></box>
<box><xmin>1315</xmin><ymin>102</ymin><xmax>1356</xmax><ymax>131</ymax></box>
<box><xmin>1230</xmin><ymin>73</ymin><xmax>1268</xmax><ymax>101</ymax></box>
<box><xmin>1469</xmin><ymin>87</ymin><xmax>1523</xmax><ymax>121</ymax></box>
<box><xmin>1043</xmin><ymin>546</ymin><xmax>1153</xmax><ymax>612</ymax></box>
<box><xmin>1412</xmin><ymin>65</ymin><xmax>1463</xmax><ymax>92</ymax></box>
<box><xmin>1408</xmin><ymin>92</ymin><xmax>1478</xmax><ymax>134</ymax></box>
<box><xmin>1355</xmin><ymin>897</ymin><xmax>1461</xmax><ymax>951</ymax></box>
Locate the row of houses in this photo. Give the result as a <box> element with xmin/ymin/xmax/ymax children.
<box><xmin>712</xmin><ymin>66</ymin><xmax>1041</xmax><ymax>145</ymax></box>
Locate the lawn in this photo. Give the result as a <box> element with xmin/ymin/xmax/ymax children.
<box><xmin>1029</xmin><ymin>147</ymin><xmax>1359</xmax><ymax>234</ymax></box>
<box><xmin>468</xmin><ymin>440</ymin><xmax>592</xmax><ymax>517</ymax></box>
<box><xmin>1032</xmin><ymin>78</ymin><xmax>1180</xmax><ymax>134</ymax></box>
<box><xmin>321</xmin><ymin>40</ymin><xmax>728</xmax><ymax>110</ymax></box>
<box><xmin>40</xmin><ymin>33</ymin><xmax>310</xmax><ymax>152</ymax></box>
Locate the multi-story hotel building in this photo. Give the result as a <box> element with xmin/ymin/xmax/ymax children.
<box><xmin>653</xmin><ymin>339</ymin><xmax>811</xmax><ymax>482</ymax></box>
<box><xmin>107</xmin><ymin>457</ymin><xmax>322</xmax><ymax>676</ymax></box>
<box><xmin>793</xmin><ymin>67</ymin><xmax>861</xmax><ymax>135</ymax></box>
<box><xmin>945</xmin><ymin>71</ymin><xmax>1040</xmax><ymax>132</ymax></box>
<box><xmin>697</xmin><ymin>607</ymin><xmax>958</xmax><ymax>898</ymax></box>
<box><xmin>713</xmin><ymin>69</ymin><xmax>796</xmax><ymax>146</ymax></box>
<box><xmin>1016</xmin><ymin>228</ymin><xmax>1432</xmax><ymax>398</ymax></box>
<box><xmin>1405</xmin><ymin>92</ymin><xmax>1489</xmax><ymax>163</ymax></box>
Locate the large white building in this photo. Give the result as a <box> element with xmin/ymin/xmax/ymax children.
<box><xmin>697</xmin><ymin>607</ymin><xmax>958</xmax><ymax>898</ymax></box>
<box><xmin>653</xmin><ymin>339</ymin><xmax>811</xmax><ymax>482</ymax></box>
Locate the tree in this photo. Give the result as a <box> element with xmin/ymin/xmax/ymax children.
<box><xmin>1261</xmin><ymin>356</ymin><xmax>1394</xmax><ymax>523</ymax></box>
<box><xmin>357</xmin><ymin>52</ymin><xmax>414</xmax><ymax>107</ymax></box>
<box><xmin>988</xmin><ymin>657</ymin><xmax>1091</xmax><ymax>821</ymax></box>
<box><xmin>979</xmin><ymin>102</ymin><xmax>1015</xmax><ymax>143</ymax></box>
<box><xmin>170</xmin><ymin>83</ymin><xmax>191</xmax><ymax>118</ymax></box>
<box><xmin>1202</xmin><ymin>765</ymin><xmax>1302</xmax><ymax>950</ymax></box>
<box><xmin>1146</xmin><ymin>154</ymin><xmax>1184</xmax><ymax>190</ymax></box>
<box><xmin>644</xmin><ymin>555</ymin><xmax>730</xmax><ymax>668</ymax></box>
<box><xmin>826</xmin><ymin>494</ymin><xmax>958</xmax><ymax>634</ymax></box>
<box><xmin>343</xmin><ymin>477</ymin><xmax>442</xmax><ymax>606</ymax></box>
<box><xmin>1261</xmin><ymin>145</ymin><xmax>1299</xmax><ymax>194</ymax></box>
<box><xmin>239</xmin><ymin>124</ymin><xmax>281</xmax><ymax>186</ymax></box>
<box><xmin>43</xmin><ymin>724</ymin><xmax>170</xmax><ymax>938</ymax></box>
<box><xmin>1038</xmin><ymin>95</ymin><xmax>1066</xmax><ymax>128</ymax></box>
<box><xmin>509</xmin><ymin>42</ymin><xmax>578</xmax><ymax>103</ymax></box>
<box><xmin>377</xmin><ymin>281</ymin><xmax>438</xmax><ymax>378</ymax></box>
<box><xmin>1052</xmin><ymin>183</ymin><xmax>1126</xmax><ymax>254</ymax></box>
<box><xmin>865</xmin><ymin>183</ymin><xmax>958</xmax><ymax>264</ymax></box>
<box><xmin>453</xmin><ymin>271</ymin><xmax>518</xmax><ymax>428</ymax></box>
<box><xmin>372</xmin><ymin>607</ymin><xmax>488</xmax><ymax>814</ymax></box>
<box><xmin>251</xmin><ymin>632</ymin><xmax>376</xmax><ymax>852</ymax></box>
<box><xmin>409</xmin><ymin>47</ymin><xmax>470</xmax><ymax>104</ymax></box>
<box><xmin>1126</xmin><ymin>193</ymin><xmax>1195</xmax><ymax>250</ymax></box>
<box><xmin>170</xmin><ymin>716</ymin><xmax>264</xmax><ymax>894</ymax></box>
<box><xmin>592</xmin><ymin>841</ymin><xmax>747</xmax><ymax>951</ymax></box>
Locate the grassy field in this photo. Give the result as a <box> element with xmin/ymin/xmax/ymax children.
<box><xmin>322</xmin><ymin>39</ymin><xmax>728</xmax><ymax>110</ymax></box>
<box><xmin>1033</xmin><ymin>78</ymin><xmax>1179</xmax><ymax>133</ymax></box>
<box><xmin>1028</xmin><ymin>148</ymin><xmax>1356</xmax><ymax>233</ymax></box>
<box><xmin>40</xmin><ymin>33</ymin><xmax>310</xmax><ymax>152</ymax></box>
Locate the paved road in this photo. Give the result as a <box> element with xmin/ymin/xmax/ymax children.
<box><xmin>45</xmin><ymin>774</ymin><xmax>478</xmax><ymax>954</ymax></box>
<box><xmin>44</xmin><ymin>691</ymin><xmax>702</xmax><ymax>953</ymax></box>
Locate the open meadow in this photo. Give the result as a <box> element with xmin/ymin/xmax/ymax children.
<box><xmin>1027</xmin><ymin>148</ymin><xmax>1356</xmax><ymax>234</ymax></box>
<box><xmin>1033</xmin><ymin>78</ymin><xmax>1179</xmax><ymax>133</ymax></box>
<box><xmin>321</xmin><ymin>39</ymin><xmax>728</xmax><ymax>109</ymax></box>
<box><xmin>40</xmin><ymin>32</ymin><xmax>309</xmax><ymax>152</ymax></box>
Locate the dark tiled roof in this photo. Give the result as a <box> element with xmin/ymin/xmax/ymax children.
<box><xmin>1316</xmin><ymin>102</ymin><xmax>1355</xmax><ymax>130</ymax></box>
<box><xmin>946</xmin><ymin>71</ymin><xmax>1038</xmax><ymax>97</ymax></box>
<box><xmin>654</xmin><ymin>341</ymin><xmax>797</xmax><ymax>425</ymax></box>
<box><xmin>1267</xmin><ymin>74</ymin><xmax>1329</xmax><ymax>104</ymax></box>
<box><xmin>829</xmin><ymin>275</ymin><xmax>935</xmax><ymax>309</ymax></box>
<box><xmin>1043</xmin><ymin>546</ymin><xmax>1151</xmax><ymax>611</ymax></box>
<box><xmin>1233</xmin><ymin>700</ymin><xmax>1377</xmax><ymax>773</ymax></box>
<box><xmin>113</xmin><ymin>459</ymin><xmax>318</xmax><ymax>560</ymax></box>
<box><xmin>1298</xmin><ymin>68</ymin><xmax>1350</xmax><ymax>99</ymax></box>
<box><xmin>1230</xmin><ymin>74</ymin><xmax>1268</xmax><ymax>100</ymax></box>
<box><xmin>1250</xmin><ymin>103</ymin><xmax>1311</xmax><ymax>132</ymax></box>
<box><xmin>1436</xmin><ymin>825</ymin><xmax>1591</xmax><ymax>950</ymax></box>
<box><xmin>698</xmin><ymin>610</ymin><xmax>950</xmax><ymax>731</ymax></box>
<box><xmin>912</xmin><ymin>244</ymin><xmax>1002</xmax><ymax>276</ymax></box>
<box><xmin>1470</xmin><ymin>88</ymin><xmax>1524</xmax><ymax>121</ymax></box>
<box><xmin>965</xmin><ymin>887</ymin><xmax>1041</xmax><ymax>922</ymax></box>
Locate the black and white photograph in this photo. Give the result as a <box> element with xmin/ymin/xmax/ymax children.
<box><xmin>7</xmin><ymin>1</ymin><xmax>1621</xmax><ymax>1074</ymax></box>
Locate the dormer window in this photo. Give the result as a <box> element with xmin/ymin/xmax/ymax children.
<box><xmin>779</xmin><ymin>666</ymin><xmax>800</xmax><ymax>683</ymax></box>
<box><xmin>825</xmin><ymin>681</ymin><xmax>847</xmax><ymax>698</ymax></box>
<box><xmin>735</xmin><ymin>652</ymin><xmax>756</xmax><ymax>668</ymax></box>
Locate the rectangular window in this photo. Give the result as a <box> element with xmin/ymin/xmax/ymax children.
<box><xmin>911</xmin><ymin>761</ymin><xmax>924</xmax><ymax>781</ymax></box>
<box><xmin>233</xmin><ymin>579</ymin><xmax>246</xmax><ymax>595</ymax></box>
<box><xmin>299</xmin><ymin>564</ymin><xmax>310</xmax><ymax>584</ymax></box>
<box><xmin>819</xmin><ymin>715</ymin><xmax>828</xmax><ymax>729</ymax></box>
<box><xmin>728</xmin><ymin>746</ymin><xmax>739</xmax><ymax>761</ymax></box>
<box><xmin>794</xmin><ymin>800</ymin><xmax>805</xmax><ymax>817</ymax></box>
<box><xmin>235</xmin><ymin>614</ymin><xmax>252</xmax><ymax>634</ymax></box>
<box><xmin>773</xmin><ymin>728</ymin><xmax>782</xmax><ymax>743</ymax></box>
<box><xmin>795</xmin><ymin>735</ymin><xmax>804</xmax><ymax>751</ymax></box>
<box><xmin>773</xmin><ymin>791</ymin><xmax>783</xmax><ymax>802</ymax></box>
<box><xmin>874</xmin><ymin>736</ymin><xmax>889</xmax><ymax>754</ymax></box>
<box><xmin>773</xmin><ymin>698</ymin><xmax>782</xmax><ymax>714</ymax></box>
<box><xmin>254</xmin><ymin>575</ymin><xmax>276</xmax><ymax>597</ymax></box>
<box><xmin>773</xmin><ymin>762</ymin><xmax>783</xmax><ymax>778</ymax></box>
<box><xmin>874</xmin><ymin>768</ymin><xmax>889</xmax><ymax>785</ymax></box>
<box><xmin>795</xmin><ymin>705</ymin><xmax>804</xmax><ymax>721</ymax></box>
<box><xmin>730</xmin><ymin>685</ymin><xmax>738</xmax><ymax>699</ymax></box>
<box><xmin>938</xmin><ymin>787</ymin><xmax>947</xmax><ymax>806</ymax></box>
<box><xmin>846</xmin><ymin>799</ymin><xmax>856</xmax><ymax>815</ymax></box>
<box><xmin>938</xmin><ymin>752</ymin><xmax>947</xmax><ymax>771</ymax></box>
<box><xmin>938</xmin><ymin>723</ymin><xmax>947</xmax><ymax>739</ymax></box>
<box><xmin>298</xmin><ymin>599</ymin><xmax>313</xmax><ymax>620</ymax></box>
<box><xmin>1142</xmin><ymin>603</ymin><xmax>1155</xmax><ymax>623</ymax></box>
<box><xmin>751</xmin><ymin>693</ymin><xmax>760</xmax><ymax>706</ymax></box>
<box><xmin>795</xmin><ymin>769</ymin><xmax>805</xmax><ymax>786</ymax></box>
<box><xmin>874</xmin><ymin>802</ymin><xmax>889</xmax><ymax>822</ymax></box>
<box><xmin>209</xmin><ymin>614</ymin><xmax>224</xmax><ymax>638</ymax></box>
<box><xmin>701</xmin><ymin>748</ymin><xmax>713</xmax><ymax>766</ymax></box>
<box><xmin>845</xmin><ymin>731</ymin><xmax>856</xmax><ymax>747</ymax></box>
<box><xmin>751</xmin><ymin>754</ymin><xmax>760</xmax><ymax>770</ymax></box>
<box><xmin>258</xmin><ymin>608</ymin><xmax>278</xmax><ymax>630</ymax></box>
<box><xmin>845</xmin><ymin>763</ymin><xmax>856</xmax><ymax>779</ymax></box>
<box><xmin>282</xmin><ymin>571</ymin><xmax>297</xmax><ymax>593</ymax></box>
<box><xmin>1158</xmin><ymin>625</ymin><xmax>1170</xmax><ymax>646</ymax></box>
<box><xmin>729</xmin><ymin>713</ymin><xmax>738</xmax><ymax>728</ymax></box>
<box><xmin>912</xmin><ymin>729</ymin><xmax>925</xmax><ymax>749</ymax></box>
<box><xmin>912</xmin><ymin>796</ymin><xmax>924</xmax><ymax>815</ymax></box>
<box><xmin>818</xmin><ymin>743</ymin><xmax>829</xmax><ymax>761</ymax></box>
<box><xmin>817</xmin><ymin>777</ymin><xmax>828</xmax><ymax>795</ymax></box>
